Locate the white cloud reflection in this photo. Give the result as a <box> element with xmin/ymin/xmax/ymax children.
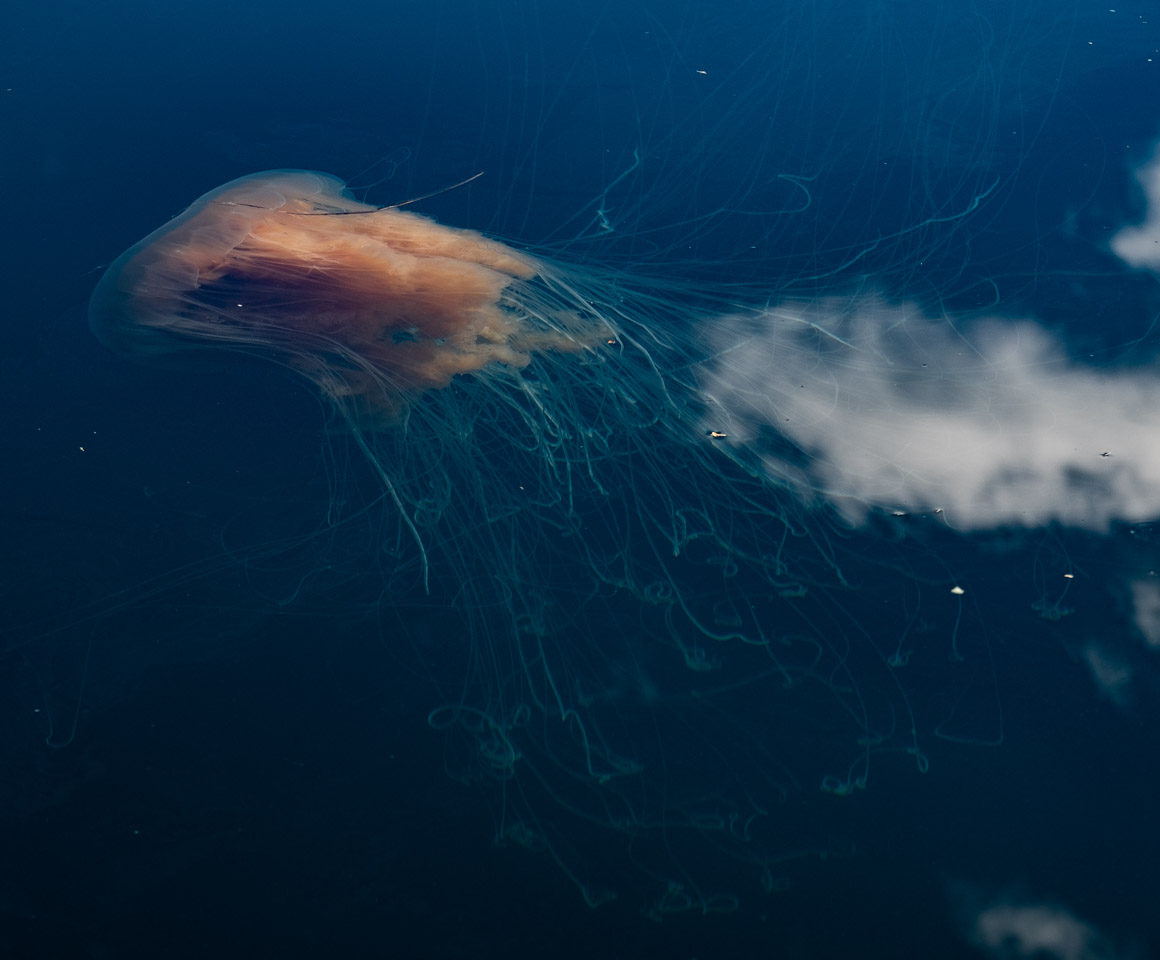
<box><xmin>699</xmin><ymin>145</ymin><xmax>1160</xmax><ymax>535</ymax></box>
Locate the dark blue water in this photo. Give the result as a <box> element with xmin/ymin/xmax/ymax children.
<box><xmin>3</xmin><ymin>1</ymin><xmax>1159</xmax><ymax>957</ymax></box>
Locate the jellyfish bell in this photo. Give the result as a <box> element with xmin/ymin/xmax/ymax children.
<box><xmin>89</xmin><ymin>169</ymin><xmax>600</xmax><ymax>426</ymax></box>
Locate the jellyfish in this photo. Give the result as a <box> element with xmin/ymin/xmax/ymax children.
<box><xmin>86</xmin><ymin>159</ymin><xmax>1160</xmax><ymax>913</ymax></box>
<box><xmin>91</xmin><ymin>168</ymin><xmax>952</xmax><ymax>909</ymax></box>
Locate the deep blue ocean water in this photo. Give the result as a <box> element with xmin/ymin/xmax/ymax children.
<box><xmin>3</xmin><ymin>1</ymin><xmax>1160</xmax><ymax>957</ymax></box>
